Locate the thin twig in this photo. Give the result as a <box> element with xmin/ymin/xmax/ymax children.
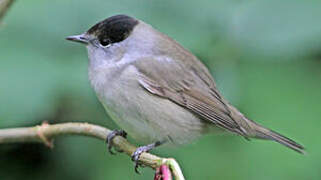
<box><xmin>0</xmin><ymin>0</ymin><xmax>14</xmax><ymax>21</ymax></box>
<box><xmin>0</xmin><ymin>122</ymin><xmax>185</xmax><ymax>180</ymax></box>
<box><xmin>0</xmin><ymin>0</ymin><xmax>184</xmax><ymax>178</ymax></box>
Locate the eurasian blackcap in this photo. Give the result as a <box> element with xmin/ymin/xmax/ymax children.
<box><xmin>66</xmin><ymin>14</ymin><xmax>305</xmax><ymax>170</ymax></box>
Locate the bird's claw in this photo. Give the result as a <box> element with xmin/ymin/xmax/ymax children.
<box><xmin>131</xmin><ymin>141</ymin><xmax>163</xmax><ymax>174</ymax></box>
<box><xmin>106</xmin><ymin>130</ymin><xmax>127</xmax><ymax>154</ymax></box>
<box><xmin>131</xmin><ymin>146</ymin><xmax>148</xmax><ymax>173</ymax></box>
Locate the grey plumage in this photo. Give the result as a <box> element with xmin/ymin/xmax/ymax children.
<box><xmin>66</xmin><ymin>14</ymin><xmax>305</xmax><ymax>154</ymax></box>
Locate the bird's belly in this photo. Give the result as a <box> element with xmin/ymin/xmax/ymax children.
<box><xmin>97</xmin><ymin>67</ymin><xmax>208</xmax><ymax>145</ymax></box>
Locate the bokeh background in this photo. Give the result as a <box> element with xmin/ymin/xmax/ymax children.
<box><xmin>1</xmin><ymin>0</ymin><xmax>321</xmax><ymax>179</ymax></box>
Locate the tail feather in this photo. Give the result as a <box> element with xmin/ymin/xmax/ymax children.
<box><xmin>227</xmin><ymin>105</ymin><xmax>305</xmax><ymax>154</ymax></box>
<box><xmin>254</xmin><ymin>126</ymin><xmax>305</xmax><ymax>154</ymax></box>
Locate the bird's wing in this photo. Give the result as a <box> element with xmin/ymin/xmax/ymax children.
<box><xmin>133</xmin><ymin>56</ymin><xmax>247</xmax><ymax>136</ymax></box>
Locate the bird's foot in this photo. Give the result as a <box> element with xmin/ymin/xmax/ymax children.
<box><xmin>131</xmin><ymin>141</ymin><xmax>163</xmax><ymax>174</ymax></box>
<box><xmin>106</xmin><ymin>129</ymin><xmax>127</xmax><ymax>154</ymax></box>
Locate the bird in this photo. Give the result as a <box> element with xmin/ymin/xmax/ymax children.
<box><xmin>66</xmin><ymin>14</ymin><xmax>305</xmax><ymax>172</ymax></box>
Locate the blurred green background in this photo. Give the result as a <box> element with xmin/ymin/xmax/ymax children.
<box><xmin>1</xmin><ymin>0</ymin><xmax>321</xmax><ymax>179</ymax></box>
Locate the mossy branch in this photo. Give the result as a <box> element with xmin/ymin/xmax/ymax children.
<box><xmin>0</xmin><ymin>1</ymin><xmax>185</xmax><ymax>179</ymax></box>
<box><xmin>0</xmin><ymin>122</ymin><xmax>185</xmax><ymax>180</ymax></box>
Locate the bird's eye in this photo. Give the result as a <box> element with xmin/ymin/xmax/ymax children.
<box><xmin>99</xmin><ymin>38</ymin><xmax>111</xmax><ymax>47</ymax></box>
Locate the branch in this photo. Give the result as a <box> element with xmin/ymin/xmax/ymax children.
<box><xmin>0</xmin><ymin>122</ymin><xmax>185</xmax><ymax>180</ymax></box>
<box><xmin>0</xmin><ymin>1</ymin><xmax>183</xmax><ymax>179</ymax></box>
<box><xmin>0</xmin><ymin>0</ymin><xmax>14</xmax><ymax>21</ymax></box>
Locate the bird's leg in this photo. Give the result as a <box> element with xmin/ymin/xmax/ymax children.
<box><xmin>131</xmin><ymin>140</ymin><xmax>165</xmax><ymax>173</ymax></box>
<box><xmin>106</xmin><ymin>129</ymin><xmax>127</xmax><ymax>154</ymax></box>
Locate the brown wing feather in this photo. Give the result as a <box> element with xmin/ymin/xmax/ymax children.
<box><xmin>134</xmin><ymin>57</ymin><xmax>247</xmax><ymax>136</ymax></box>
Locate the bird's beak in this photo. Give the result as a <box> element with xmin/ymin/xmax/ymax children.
<box><xmin>65</xmin><ymin>34</ymin><xmax>89</xmax><ymax>45</ymax></box>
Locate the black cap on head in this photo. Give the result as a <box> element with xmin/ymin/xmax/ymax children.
<box><xmin>87</xmin><ymin>14</ymin><xmax>138</xmax><ymax>46</ymax></box>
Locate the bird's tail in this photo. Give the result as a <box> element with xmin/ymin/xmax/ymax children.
<box><xmin>247</xmin><ymin>120</ymin><xmax>305</xmax><ymax>154</ymax></box>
